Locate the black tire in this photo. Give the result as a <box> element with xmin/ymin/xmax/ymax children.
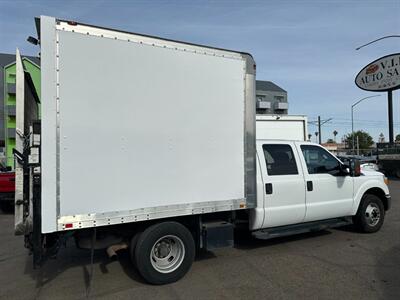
<box><xmin>134</xmin><ymin>221</ymin><xmax>195</xmax><ymax>285</ymax></box>
<box><xmin>353</xmin><ymin>194</ymin><xmax>385</xmax><ymax>233</ymax></box>
<box><xmin>129</xmin><ymin>231</ymin><xmax>142</xmax><ymax>267</ymax></box>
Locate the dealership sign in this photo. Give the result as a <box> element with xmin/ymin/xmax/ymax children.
<box><xmin>355</xmin><ymin>53</ymin><xmax>400</xmax><ymax>92</ymax></box>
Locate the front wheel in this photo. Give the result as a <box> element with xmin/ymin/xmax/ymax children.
<box><xmin>353</xmin><ymin>194</ymin><xmax>385</xmax><ymax>233</ymax></box>
<box><xmin>134</xmin><ymin>221</ymin><xmax>195</xmax><ymax>285</ymax></box>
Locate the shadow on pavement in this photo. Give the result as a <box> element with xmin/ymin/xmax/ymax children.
<box><xmin>333</xmin><ymin>224</ymin><xmax>357</xmax><ymax>233</ymax></box>
<box><xmin>25</xmin><ymin>247</ymin><xmax>149</xmax><ymax>289</ymax></box>
<box><xmin>233</xmin><ymin>229</ymin><xmax>332</xmax><ymax>250</ymax></box>
<box><xmin>24</xmin><ymin>247</ymin><xmax>109</xmax><ymax>289</ymax></box>
<box><xmin>21</xmin><ymin>228</ymin><xmax>333</xmax><ymax>290</ymax></box>
<box><xmin>24</xmin><ymin>238</ymin><xmax>219</xmax><ymax>290</ymax></box>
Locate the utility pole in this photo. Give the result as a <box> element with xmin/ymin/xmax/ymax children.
<box><xmin>312</xmin><ymin>116</ymin><xmax>332</xmax><ymax>144</ymax></box>
<box><xmin>356</xmin><ymin>135</ymin><xmax>360</xmax><ymax>156</ymax></box>
<box><xmin>318</xmin><ymin>116</ymin><xmax>321</xmax><ymax>144</ymax></box>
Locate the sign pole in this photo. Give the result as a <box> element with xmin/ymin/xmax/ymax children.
<box><xmin>388</xmin><ymin>90</ymin><xmax>393</xmax><ymax>144</ymax></box>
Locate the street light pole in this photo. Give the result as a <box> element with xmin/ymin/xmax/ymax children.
<box><xmin>355</xmin><ymin>35</ymin><xmax>400</xmax><ymax>50</ymax></box>
<box><xmin>351</xmin><ymin>95</ymin><xmax>381</xmax><ymax>154</ymax></box>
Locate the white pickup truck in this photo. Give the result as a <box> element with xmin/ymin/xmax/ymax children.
<box><xmin>15</xmin><ymin>16</ymin><xmax>391</xmax><ymax>285</ymax></box>
<box><xmin>250</xmin><ymin>140</ymin><xmax>390</xmax><ymax>234</ymax></box>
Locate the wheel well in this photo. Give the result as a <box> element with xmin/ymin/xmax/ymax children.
<box><xmin>364</xmin><ymin>188</ymin><xmax>389</xmax><ymax>210</ymax></box>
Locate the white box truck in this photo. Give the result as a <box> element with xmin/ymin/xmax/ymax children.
<box><xmin>15</xmin><ymin>16</ymin><xmax>391</xmax><ymax>285</ymax></box>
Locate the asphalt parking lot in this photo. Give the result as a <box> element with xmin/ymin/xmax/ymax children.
<box><xmin>1</xmin><ymin>182</ymin><xmax>399</xmax><ymax>300</ymax></box>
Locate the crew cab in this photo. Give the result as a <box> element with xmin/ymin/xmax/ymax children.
<box><xmin>250</xmin><ymin>140</ymin><xmax>390</xmax><ymax>234</ymax></box>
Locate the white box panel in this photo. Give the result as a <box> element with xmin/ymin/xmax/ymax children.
<box><xmin>256</xmin><ymin>115</ymin><xmax>307</xmax><ymax>141</ymax></box>
<box><xmin>56</xmin><ymin>30</ymin><xmax>246</xmax><ymax>217</ymax></box>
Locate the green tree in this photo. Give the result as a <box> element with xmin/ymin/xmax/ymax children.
<box><xmin>344</xmin><ymin>130</ymin><xmax>374</xmax><ymax>152</ymax></box>
<box><xmin>326</xmin><ymin>138</ymin><xmax>335</xmax><ymax>144</ymax></box>
<box><xmin>396</xmin><ymin>134</ymin><xmax>400</xmax><ymax>142</ymax></box>
<box><xmin>333</xmin><ymin>130</ymin><xmax>338</xmax><ymax>142</ymax></box>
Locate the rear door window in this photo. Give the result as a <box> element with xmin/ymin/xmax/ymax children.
<box><xmin>262</xmin><ymin>144</ymin><xmax>298</xmax><ymax>176</ymax></box>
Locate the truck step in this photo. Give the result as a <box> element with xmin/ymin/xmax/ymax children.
<box><xmin>252</xmin><ymin>217</ymin><xmax>352</xmax><ymax>240</ymax></box>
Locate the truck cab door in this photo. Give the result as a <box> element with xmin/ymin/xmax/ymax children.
<box><xmin>296</xmin><ymin>142</ymin><xmax>354</xmax><ymax>222</ymax></box>
<box><xmin>257</xmin><ymin>141</ymin><xmax>306</xmax><ymax>228</ymax></box>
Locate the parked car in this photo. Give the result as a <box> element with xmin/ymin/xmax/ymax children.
<box><xmin>0</xmin><ymin>164</ymin><xmax>15</xmax><ymax>212</ymax></box>
<box><xmin>336</xmin><ymin>155</ymin><xmax>379</xmax><ymax>172</ymax></box>
<box><xmin>376</xmin><ymin>142</ymin><xmax>400</xmax><ymax>177</ymax></box>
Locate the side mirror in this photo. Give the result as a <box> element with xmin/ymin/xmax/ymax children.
<box><xmin>349</xmin><ymin>159</ymin><xmax>361</xmax><ymax>177</ymax></box>
<box><xmin>339</xmin><ymin>163</ymin><xmax>349</xmax><ymax>175</ymax></box>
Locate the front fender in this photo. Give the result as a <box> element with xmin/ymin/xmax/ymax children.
<box><xmin>351</xmin><ymin>177</ymin><xmax>389</xmax><ymax>215</ymax></box>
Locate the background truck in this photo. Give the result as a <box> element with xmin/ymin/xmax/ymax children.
<box><xmin>15</xmin><ymin>16</ymin><xmax>391</xmax><ymax>285</ymax></box>
<box><xmin>256</xmin><ymin>115</ymin><xmax>308</xmax><ymax>141</ymax></box>
<box><xmin>376</xmin><ymin>142</ymin><xmax>400</xmax><ymax>177</ymax></box>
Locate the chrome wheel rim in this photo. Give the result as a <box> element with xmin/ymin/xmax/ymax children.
<box><xmin>150</xmin><ymin>235</ymin><xmax>185</xmax><ymax>273</ymax></box>
<box><xmin>365</xmin><ymin>203</ymin><xmax>381</xmax><ymax>227</ymax></box>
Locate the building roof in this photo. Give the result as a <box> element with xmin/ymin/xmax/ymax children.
<box><xmin>0</xmin><ymin>53</ymin><xmax>40</xmax><ymax>68</ymax></box>
<box><xmin>256</xmin><ymin>80</ymin><xmax>286</xmax><ymax>93</ymax></box>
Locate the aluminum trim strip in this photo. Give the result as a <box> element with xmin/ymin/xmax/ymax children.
<box><xmin>56</xmin><ymin>31</ymin><xmax>61</xmax><ymax>217</ymax></box>
<box><xmin>57</xmin><ymin>198</ymin><xmax>250</xmax><ymax>231</ymax></box>
<box><xmin>55</xmin><ymin>22</ymin><xmax>243</xmax><ymax>61</ymax></box>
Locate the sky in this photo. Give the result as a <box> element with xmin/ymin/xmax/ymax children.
<box><xmin>0</xmin><ymin>0</ymin><xmax>399</xmax><ymax>143</ymax></box>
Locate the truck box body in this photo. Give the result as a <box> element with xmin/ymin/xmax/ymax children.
<box><xmin>16</xmin><ymin>16</ymin><xmax>256</xmax><ymax>234</ymax></box>
<box><xmin>256</xmin><ymin>115</ymin><xmax>308</xmax><ymax>141</ymax></box>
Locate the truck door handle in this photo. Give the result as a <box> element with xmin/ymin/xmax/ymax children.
<box><xmin>307</xmin><ymin>181</ymin><xmax>313</xmax><ymax>191</ymax></box>
<box><xmin>265</xmin><ymin>183</ymin><xmax>273</xmax><ymax>194</ymax></box>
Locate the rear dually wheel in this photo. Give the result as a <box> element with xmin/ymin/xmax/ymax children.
<box><xmin>133</xmin><ymin>221</ymin><xmax>195</xmax><ymax>285</ymax></box>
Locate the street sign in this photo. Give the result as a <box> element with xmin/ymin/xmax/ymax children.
<box><xmin>355</xmin><ymin>53</ymin><xmax>400</xmax><ymax>92</ymax></box>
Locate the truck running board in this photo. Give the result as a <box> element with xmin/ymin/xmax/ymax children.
<box><xmin>252</xmin><ymin>217</ymin><xmax>352</xmax><ymax>240</ymax></box>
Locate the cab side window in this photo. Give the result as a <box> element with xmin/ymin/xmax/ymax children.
<box><xmin>301</xmin><ymin>145</ymin><xmax>340</xmax><ymax>174</ymax></box>
<box><xmin>263</xmin><ymin>144</ymin><xmax>298</xmax><ymax>176</ymax></box>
